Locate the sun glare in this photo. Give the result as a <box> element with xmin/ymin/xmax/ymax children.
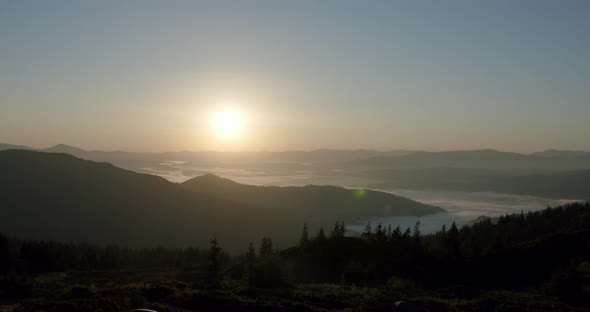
<box><xmin>212</xmin><ymin>110</ymin><xmax>243</xmax><ymax>138</ymax></box>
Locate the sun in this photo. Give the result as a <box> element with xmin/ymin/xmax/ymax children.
<box><xmin>212</xmin><ymin>110</ymin><xmax>243</xmax><ymax>138</ymax></box>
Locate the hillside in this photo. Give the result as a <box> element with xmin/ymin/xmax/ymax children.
<box><xmin>0</xmin><ymin>150</ymin><xmax>441</xmax><ymax>251</ymax></box>
<box><xmin>181</xmin><ymin>174</ymin><xmax>443</xmax><ymax>222</ymax></box>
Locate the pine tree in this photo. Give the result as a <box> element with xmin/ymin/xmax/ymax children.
<box><xmin>361</xmin><ymin>222</ymin><xmax>373</xmax><ymax>240</ymax></box>
<box><xmin>375</xmin><ymin>223</ymin><xmax>386</xmax><ymax>242</ymax></box>
<box><xmin>330</xmin><ymin>221</ymin><xmax>345</xmax><ymax>239</ymax></box>
<box><xmin>300</xmin><ymin>223</ymin><xmax>309</xmax><ymax>246</ymax></box>
<box><xmin>413</xmin><ymin>220</ymin><xmax>422</xmax><ymax>247</ymax></box>
<box><xmin>245</xmin><ymin>242</ymin><xmax>256</xmax><ymax>286</ymax></box>
<box><xmin>330</xmin><ymin>222</ymin><xmax>340</xmax><ymax>238</ymax></box>
<box><xmin>392</xmin><ymin>225</ymin><xmax>402</xmax><ymax>240</ymax></box>
<box><xmin>413</xmin><ymin>220</ymin><xmax>421</xmax><ymax>238</ymax></box>
<box><xmin>259</xmin><ymin>237</ymin><xmax>273</xmax><ymax>257</ymax></box>
<box><xmin>316</xmin><ymin>227</ymin><xmax>326</xmax><ymax>241</ymax></box>
<box><xmin>402</xmin><ymin>227</ymin><xmax>412</xmax><ymax>239</ymax></box>
<box><xmin>448</xmin><ymin>221</ymin><xmax>461</xmax><ymax>260</ymax></box>
<box><xmin>0</xmin><ymin>233</ymin><xmax>9</xmax><ymax>273</ymax></box>
<box><xmin>339</xmin><ymin>221</ymin><xmax>346</xmax><ymax>237</ymax></box>
<box><xmin>207</xmin><ymin>237</ymin><xmax>222</xmax><ymax>288</ymax></box>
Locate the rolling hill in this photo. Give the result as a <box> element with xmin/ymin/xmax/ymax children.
<box><xmin>0</xmin><ymin>150</ymin><xmax>442</xmax><ymax>251</ymax></box>
<box><xmin>181</xmin><ymin>173</ymin><xmax>442</xmax><ymax>221</ymax></box>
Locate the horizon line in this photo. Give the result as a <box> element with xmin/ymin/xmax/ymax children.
<box><xmin>2</xmin><ymin>142</ymin><xmax>590</xmax><ymax>155</ymax></box>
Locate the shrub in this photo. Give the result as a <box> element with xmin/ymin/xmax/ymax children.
<box><xmin>70</xmin><ymin>285</ymin><xmax>96</xmax><ymax>299</ymax></box>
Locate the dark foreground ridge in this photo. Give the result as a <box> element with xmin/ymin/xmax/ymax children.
<box><xmin>1</xmin><ymin>202</ymin><xmax>589</xmax><ymax>311</ymax></box>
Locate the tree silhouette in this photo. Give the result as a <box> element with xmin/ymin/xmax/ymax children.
<box><xmin>316</xmin><ymin>227</ymin><xmax>326</xmax><ymax>241</ymax></box>
<box><xmin>392</xmin><ymin>225</ymin><xmax>402</xmax><ymax>240</ymax></box>
<box><xmin>259</xmin><ymin>237</ymin><xmax>273</xmax><ymax>257</ymax></box>
<box><xmin>447</xmin><ymin>221</ymin><xmax>460</xmax><ymax>261</ymax></box>
<box><xmin>403</xmin><ymin>227</ymin><xmax>411</xmax><ymax>239</ymax></box>
<box><xmin>330</xmin><ymin>221</ymin><xmax>345</xmax><ymax>239</ymax></box>
<box><xmin>207</xmin><ymin>237</ymin><xmax>222</xmax><ymax>288</ymax></box>
<box><xmin>300</xmin><ymin>223</ymin><xmax>309</xmax><ymax>246</ymax></box>
<box><xmin>413</xmin><ymin>221</ymin><xmax>421</xmax><ymax>242</ymax></box>
<box><xmin>361</xmin><ymin>222</ymin><xmax>373</xmax><ymax>240</ymax></box>
<box><xmin>339</xmin><ymin>221</ymin><xmax>346</xmax><ymax>237</ymax></box>
<box><xmin>375</xmin><ymin>223</ymin><xmax>386</xmax><ymax>242</ymax></box>
<box><xmin>0</xmin><ymin>232</ymin><xmax>9</xmax><ymax>273</ymax></box>
<box><xmin>245</xmin><ymin>242</ymin><xmax>256</xmax><ymax>286</ymax></box>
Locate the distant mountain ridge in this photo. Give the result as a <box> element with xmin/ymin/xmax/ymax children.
<box><xmin>0</xmin><ymin>143</ymin><xmax>33</xmax><ymax>151</ymax></box>
<box><xmin>0</xmin><ymin>143</ymin><xmax>419</xmax><ymax>173</ymax></box>
<box><xmin>530</xmin><ymin>149</ymin><xmax>590</xmax><ymax>158</ymax></box>
<box><xmin>3</xmin><ymin>143</ymin><xmax>590</xmax><ymax>199</ymax></box>
<box><xmin>0</xmin><ymin>150</ymin><xmax>442</xmax><ymax>251</ymax></box>
<box><xmin>0</xmin><ymin>143</ymin><xmax>415</xmax><ymax>157</ymax></box>
<box><xmin>4</xmin><ymin>141</ymin><xmax>590</xmax><ymax>164</ymax></box>
<box><xmin>39</xmin><ymin>144</ymin><xmax>87</xmax><ymax>154</ymax></box>
<box><xmin>4</xmin><ymin>142</ymin><xmax>590</xmax><ymax>159</ymax></box>
<box><xmin>349</xmin><ymin>148</ymin><xmax>590</xmax><ymax>171</ymax></box>
<box><xmin>411</xmin><ymin>149</ymin><xmax>529</xmax><ymax>160</ymax></box>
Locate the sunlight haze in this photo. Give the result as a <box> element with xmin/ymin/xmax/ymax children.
<box><xmin>1</xmin><ymin>0</ymin><xmax>589</xmax><ymax>152</ymax></box>
<box><xmin>2</xmin><ymin>2</ymin><xmax>590</xmax><ymax>310</ymax></box>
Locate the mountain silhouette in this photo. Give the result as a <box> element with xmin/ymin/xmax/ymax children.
<box><xmin>0</xmin><ymin>150</ymin><xmax>442</xmax><ymax>251</ymax></box>
<box><xmin>349</xmin><ymin>149</ymin><xmax>590</xmax><ymax>171</ymax></box>
<box><xmin>0</xmin><ymin>143</ymin><xmax>32</xmax><ymax>151</ymax></box>
<box><xmin>182</xmin><ymin>173</ymin><xmax>442</xmax><ymax>222</ymax></box>
<box><xmin>40</xmin><ymin>144</ymin><xmax>88</xmax><ymax>154</ymax></box>
<box><xmin>529</xmin><ymin>149</ymin><xmax>590</xmax><ymax>159</ymax></box>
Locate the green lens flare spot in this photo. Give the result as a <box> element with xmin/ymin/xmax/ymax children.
<box><xmin>354</xmin><ymin>188</ymin><xmax>367</xmax><ymax>199</ymax></box>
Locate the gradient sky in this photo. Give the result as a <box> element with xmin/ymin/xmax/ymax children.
<box><xmin>1</xmin><ymin>0</ymin><xmax>589</xmax><ymax>152</ymax></box>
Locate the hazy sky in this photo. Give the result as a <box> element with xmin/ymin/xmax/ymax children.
<box><xmin>1</xmin><ymin>0</ymin><xmax>589</xmax><ymax>152</ymax></box>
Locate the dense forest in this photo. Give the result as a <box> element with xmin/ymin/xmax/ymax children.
<box><xmin>1</xmin><ymin>202</ymin><xmax>589</xmax><ymax>311</ymax></box>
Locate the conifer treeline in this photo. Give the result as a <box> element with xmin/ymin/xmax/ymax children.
<box><xmin>1</xmin><ymin>202</ymin><xmax>589</xmax><ymax>293</ymax></box>
<box><xmin>0</xmin><ymin>238</ymin><xmax>225</xmax><ymax>275</ymax></box>
<box><xmin>286</xmin><ymin>202</ymin><xmax>590</xmax><ymax>289</ymax></box>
